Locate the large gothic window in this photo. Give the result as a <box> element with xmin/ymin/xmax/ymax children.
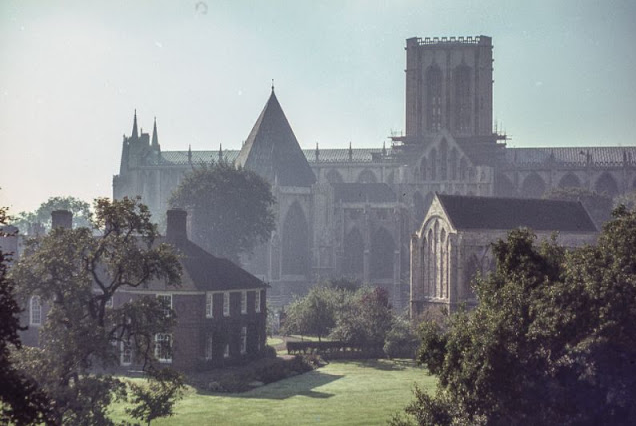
<box><xmin>440</xmin><ymin>139</ymin><xmax>448</xmax><ymax>180</ymax></box>
<box><xmin>559</xmin><ymin>173</ymin><xmax>582</xmax><ymax>189</ymax></box>
<box><xmin>594</xmin><ymin>172</ymin><xmax>619</xmax><ymax>197</ymax></box>
<box><xmin>429</xmin><ymin>148</ymin><xmax>438</xmax><ymax>181</ymax></box>
<box><xmin>326</xmin><ymin>169</ymin><xmax>344</xmax><ymax>184</ymax></box>
<box><xmin>342</xmin><ymin>228</ymin><xmax>364</xmax><ymax>275</ymax></box>
<box><xmin>413</xmin><ymin>192</ymin><xmax>425</xmax><ymax>224</ymax></box>
<box><xmin>521</xmin><ymin>173</ymin><xmax>546</xmax><ymax>198</ymax></box>
<box><xmin>370</xmin><ymin>227</ymin><xmax>394</xmax><ymax>279</ymax></box>
<box><xmin>426</xmin><ymin>66</ymin><xmax>443</xmax><ymax>132</ymax></box>
<box><xmin>281</xmin><ymin>202</ymin><xmax>309</xmax><ymax>275</ymax></box>
<box><xmin>449</xmin><ymin>148</ymin><xmax>458</xmax><ymax>180</ymax></box>
<box><xmin>454</xmin><ymin>66</ymin><xmax>471</xmax><ymax>133</ymax></box>
<box><xmin>357</xmin><ymin>169</ymin><xmax>377</xmax><ymax>183</ymax></box>
<box><xmin>495</xmin><ymin>173</ymin><xmax>516</xmax><ymax>197</ymax></box>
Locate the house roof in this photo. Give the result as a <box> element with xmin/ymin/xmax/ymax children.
<box><xmin>333</xmin><ymin>183</ymin><xmax>396</xmax><ymax>203</ymax></box>
<box><xmin>234</xmin><ymin>90</ymin><xmax>316</xmax><ymax>187</ymax></box>
<box><xmin>436</xmin><ymin>193</ymin><xmax>597</xmax><ymax>232</ymax></box>
<box><xmin>136</xmin><ymin>236</ymin><xmax>266</xmax><ymax>293</ymax></box>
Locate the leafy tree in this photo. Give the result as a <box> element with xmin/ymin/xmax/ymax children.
<box><xmin>11</xmin><ymin>196</ymin><xmax>92</xmax><ymax>234</ymax></box>
<box><xmin>398</xmin><ymin>217</ymin><xmax>636</xmax><ymax>426</ymax></box>
<box><xmin>0</xmin><ymin>207</ymin><xmax>52</xmax><ymax>424</ymax></box>
<box><xmin>543</xmin><ymin>187</ymin><xmax>612</xmax><ymax>228</ymax></box>
<box><xmin>282</xmin><ymin>285</ymin><xmax>349</xmax><ymax>341</ymax></box>
<box><xmin>170</xmin><ymin>161</ymin><xmax>276</xmax><ymax>263</ymax></box>
<box><xmin>331</xmin><ymin>286</ymin><xmax>393</xmax><ymax>348</ymax></box>
<box><xmin>383</xmin><ymin>315</ymin><xmax>419</xmax><ymax>359</ymax></box>
<box><xmin>11</xmin><ymin>197</ymin><xmax>184</xmax><ymax>425</ymax></box>
<box><xmin>126</xmin><ymin>368</ymin><xmax>185</xmax><ymax>426</ymax></box>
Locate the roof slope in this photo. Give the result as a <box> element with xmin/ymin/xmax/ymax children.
<box><xmin>437</xmin><ymin>194</ymin><xmax>597</xmax><ymax>232</ymax></box>
<box><xmin>235</xmin><ymin>90</ymin><xmax>316</xmax><ymax>187</ymax></box>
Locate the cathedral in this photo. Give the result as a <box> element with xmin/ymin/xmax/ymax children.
<box><xmin>113</xmin><ymin>35</ymin><xmax>636</xmax><ymax>310</ymax></box>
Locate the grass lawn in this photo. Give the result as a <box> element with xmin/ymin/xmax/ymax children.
<box><xmin>266</xmin><ymin>336</ymin><xmax>284</xmax><ymax>346</ymax></box>
<box><xmin>110</xmin><ymin>359</ymin><xmax>436</xmax><ymax>425</ymax></box>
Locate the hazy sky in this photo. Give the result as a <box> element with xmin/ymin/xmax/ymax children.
<box><xmin>1</xmin><ymin>0</ymin><xmax>635</xmax><ymax>213</ymax></box>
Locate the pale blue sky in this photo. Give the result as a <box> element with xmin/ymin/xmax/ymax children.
<box><xmin>1</xmin><ymin>0</ymin><xmax>635</xmax><ymax>213</ymax></box>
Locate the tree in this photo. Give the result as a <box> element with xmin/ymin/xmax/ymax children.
<box><xmin>11</xmin><ymin>197</ymin><xmax>184</xmax><ymax>425</ymax></box>
<box><xmin>126</xmin><ymin>368</ymin><xmax>185</xmax><ymax>426</ymax></box>
<box><xmin>543</xmin><ymin>187</ymin><xmax>612</xmax><ymax>228</ymax></box>
<box><xmin>281</xmin><ymin>285</ymin><xmax>349</xmax><ymax>341</ymax></box>
<box><xmin>170</xmin><ymin>161</ymin><xmax>276</xmax><ymax>263</ymax></box>
<box><xmin>397</xmin><ymin>217</ymin><xmax>636</xmax><ymax>425</ymax></box>
<box><xmin>11</xmin><ymin>196</ymin><xmax>92</xmax><ymax>234</ymax></box>
<box><xmin>0</xmin><ymin>207</ymin><xmax>52</xmax><ymax>425</ymax></box>
<box><xmin>331</xmin><ymin>286</ymin><xmax>393</xmax><ymax>348</ymax></box>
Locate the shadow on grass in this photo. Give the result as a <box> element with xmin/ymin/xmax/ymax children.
<box><xmin>201</xmin><ymin>370</ymin><xmax>344</xmax><ymax>400</ymax></box>
<box><xmin>343</xmin><ymin>359</ymin><xmax>417</xmax><ymax>371</ymax></box>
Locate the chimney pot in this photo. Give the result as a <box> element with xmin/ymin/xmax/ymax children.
<box><xmin>51</xmin><ymin>210</ymin><xmax>73</xmax><ymax>230</ymax></box>
<box><xmin>166</xmin><ymin>209</ymin><xmax>188</xmax><ymax>241</ymax></box>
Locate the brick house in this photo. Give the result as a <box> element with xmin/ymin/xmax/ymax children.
<box><xmin>17</xmin><ymin>209</ymin><xmax>268</xmax><ymax>372</ymax></box>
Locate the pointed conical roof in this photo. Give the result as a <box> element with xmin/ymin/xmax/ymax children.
<box><xmin>235</xmin><ymin>89</ymin><xmax>316</xmax><ymax>187</ymax></box>
<box><xmin>151</xmin><ymin>117</ymin><xmax>160</xmax><ymax>149</ymax></box>
<box><xmin>131</xmin><ymin>110</ymin><xmax>139</xmax><ymax>139</ymax></box>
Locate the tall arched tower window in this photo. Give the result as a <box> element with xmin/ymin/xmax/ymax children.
<box><xmin>426</xmin><ymin>66</ymin><xmax>443</xmax><ymax>132</ymax></box>
<box><xmin>281</xmin><ymin>202</ymin><xmax>310</xmax><ymax>275</ymax></box>
<box><xmin>454</xmin><ymin>66</ymin><xmax>471</xmax><ymax>133</ymax></box>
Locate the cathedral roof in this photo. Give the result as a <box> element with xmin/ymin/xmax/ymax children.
<box><xmin>235</xmin><ymin>89</ymin><xmax>316</xmax><ymax>187</ymax></box>
<box><xmin>504</xmin><ymin>147</ymin><xmax>636</xmax><ymax>168</ymax></box>
<box><xmin>437</xmin><ymin>194</ymin><xmax>597</xmax><ymax>233</ymax></box>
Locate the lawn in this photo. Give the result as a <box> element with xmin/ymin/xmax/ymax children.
<box><xmin>110</xmin><ymin>359</ymin><xmax>436</xmax><ymax>425</ymax></box>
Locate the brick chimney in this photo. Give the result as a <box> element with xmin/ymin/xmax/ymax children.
<box><xmin>51</xmin><ymin>210</ymin><xmax>73</xmax><ymax>230</ymax></box>
<box><xmin>166</xmin><ymin>209</ymin><xmax>188</xmax><ymax>241</ymax></box>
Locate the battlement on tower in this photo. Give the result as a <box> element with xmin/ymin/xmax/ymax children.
<box><xmin>407</xmin><ymin>35</ymin><xmax>491</xmax><ymax>46</ymax></box>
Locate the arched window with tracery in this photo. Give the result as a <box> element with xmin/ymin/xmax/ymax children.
<box><xmin>370</xmin><ymin>227</ymin><xmax>395</xmax><ymax>279</ymax></box>
<box><xmin>357</xmin><ymin>169</ymin><xmax>377</xmax><ymax>184</ymax></box>
<box><xmin>558</xmin><ymin>173</ymin><xmax>582</xmax><ymax>189</ymax></box>
<box><xmin>426</xmin><ymin>66</ymin><xmax>443</xmax><ymax>132</ymax></box>
<box><xmin>326</xmin><ymin>169</ymin><xmax>344</xmax><ymax>184</ymax></box>
<box><xmin>430</xmin><ymin>148</ymin><xmax>438</xmax><ymax>181</ymax></box>
<box><xmin>594</xmin><ymin>173</ymin><xmax>619</xmax><ymax>197</ymax></box>
<box><xmin>449</xmin><ymin>148</ymin><xmax>458</xmax><ymax>180</ymax></box>
<box><xmin>454</xmin><ymin>65</ymin><xmax>471</xmax><ymax>133</ymax></box>
<box><xmin>440</xmin><ymin>139</ymin><xmax>448</xmax><ymax>181</ymax></box>
<box><xmin>521</xmin><ymin>173</ymin><xmax>546</xmax><ymax>198</ymax></box>
<box><xmin>281</xmin><ymin>202</ymin><xmax>310</xmax><ymax>275</ymax></box>
<box><xmin>343</xmin><ymin>228</ymin><xmax>364</xmax><ymax>276</ymax></box>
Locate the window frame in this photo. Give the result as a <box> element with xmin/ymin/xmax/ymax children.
<box><xmin>240</xmin><ymin>291</ymin><xmax>247</xmax><ymax>314</ymax></box>
<box><xmin>156</xmin><ymin>293</ymin><xmax>172</xmax><ymax>318</ymax></box>
<box><xmin>154</xmin><ymin>333</ymin><xmax>172</xmax><ymax>363</ymax></box>
<box><xmin>255</xmin><ymin>290</ymin><xmax>261</xmax><ymax>313</ymax></box>
<box><xmin>205</xmin><ymin>293</ymin><xmax>214</xmax><ymax>318</ymax></box>
<box><xmin>223</xmin><ymin>292</ymin><xmax>230</xmax><ymax>317</ymax></box>
<box><xmin>30</xmin><ymin>295</ymin><xmax>42</xmax><ymax>326</ymax></box>
<box><xmin>120</xmin><ymin>339</ymin><xmax>132</xmax><ymax>366</ymax></box>
<box><xmin>205</xmin><ymin>335</ymin><xmax>214</xmax><ymax>360</ymax></box>
<box><xmin>240</xmin><ymin>326</ymin><xmax>247</xmax><ymax>354</ymax></box>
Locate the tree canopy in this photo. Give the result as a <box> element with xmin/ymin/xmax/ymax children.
<box><xmin>396</xmin><ymin>209</ymin><xmax>636</xmax><ymax>426</ymax></box>
<box><xmin>0</xmin><ymin>207</ymin><xmax>52</xmax><ymax>424</ymax></box>
<box><xmin>11</xmin><ymin>196</ymin><xmax>92</xmax><ymax>234</ymax></box>
<box><xmin>170</xmin><ymin>161</ymin><xmax>276</xmax><ymax>263</ymax></box>
<box><xmin>10</xmin><ymin>197</ymin><xmax>184</xmax><ymax>425</ymax></box>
